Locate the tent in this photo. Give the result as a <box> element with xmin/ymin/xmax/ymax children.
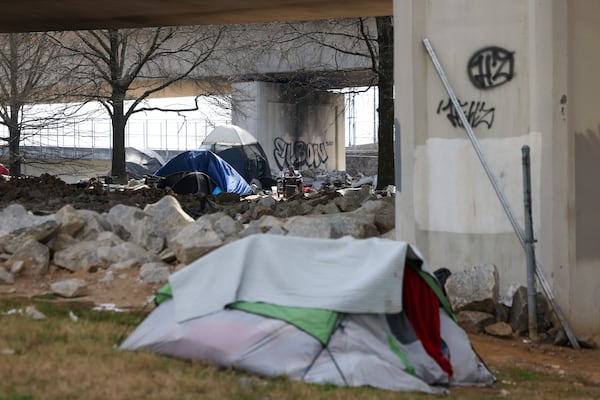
<box><xmin>120</xmin><ymin>235</ymin><xmax>495</xmax><ymax>394</ymax></box>
<box><xmin>108</xmin><ymin>147</ymin><xmax>165</xmax><ymax>180</ymax></box>
<box><xmin>0</xmin><ymin>163</ymin><xmax>9</xmax><ymax>176</ymax></box>
<box><xmin>153</xmin><ymin>149</ymin><xmax>253</xmax><ymax>196</ymax></box>
<box><xmin>200</xmin><ymin>124</ymin><xmax>274</xmax><ymax>187</ymax></box>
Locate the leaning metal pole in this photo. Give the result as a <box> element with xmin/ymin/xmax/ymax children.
<box><xmin>522</xmin><ymin>145</ymin><xmax>538</xmax><ymax>341</ymax></box>
<box><xmin>422</xmin><ymin>37</ymin><xmax>579</xmax><ymax>349</ymax></box>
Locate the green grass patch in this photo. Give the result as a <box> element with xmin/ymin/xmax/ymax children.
<box><xmin>507</xmin><ymin>369</ymin><xmax>543</xmax><ymax>382</ymax></box>
<box><xmin>2</xmin><ymin>298</ymin><xmax>600</xmax><ymax>400</ymax></box>
<box><xmin>0</xmin><ymin>394</ymin><xmax>37</xmax><ymax>400</ymax></box>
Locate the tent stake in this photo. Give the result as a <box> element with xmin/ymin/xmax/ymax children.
<box><xmin>422</xmin><ymin>37</ymin><xmax>579</xmax><ymax>349</ymax></box>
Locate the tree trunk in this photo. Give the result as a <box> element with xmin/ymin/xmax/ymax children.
<box><xmin>8</xmin><ymin>108</ymin><xmax>21</xmax><ymax>176</ymax></box>
<box><xmin>376</xmin><ymin>16</ymin><xmax>394</xmax><ymax>190</ymax></box>
<box><xmin>111</xmin><ymin>92</ymin><xmax>127</xmax><ymax>184</ymax></box>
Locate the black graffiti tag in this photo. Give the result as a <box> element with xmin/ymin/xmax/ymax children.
<box><xmin>273</xmin><ymin>137</ymin><xmax>329</xmax><ymax>170</ymax></box>
<box><xmin>436</xmin><ymin>98</ymin><xmax>495</xmax><ymax>129</ymax></box>
<box><xmin>468</xmin><ymin>46</ymin><xmax>515</xmax><ymax>90</ymax></box>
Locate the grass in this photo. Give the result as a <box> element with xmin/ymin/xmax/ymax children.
<box><xmin>1</xmin><ymin>299</ymin><xmax>599</xmax><ymax>400</ymax></box>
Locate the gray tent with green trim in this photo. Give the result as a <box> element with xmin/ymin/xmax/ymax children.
<box><xmin>120</xmin><ymin>235</ymin><xmax>494</xmax><ymax>394</ymax></box>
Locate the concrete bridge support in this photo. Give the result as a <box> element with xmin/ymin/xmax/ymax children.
<box><xmin>394</xmin><ymin>0</ymin><xmax>600</xmax><ymax>336</ymax></box>
<box><xmin>232</xmin><ymin>81</ymin><xmax>345</xmax><ymax>175</ymax></box>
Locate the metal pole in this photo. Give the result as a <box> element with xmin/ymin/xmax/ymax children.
<box><xmin>522</xmin><ymin>145</ymin><xmax>538</xmax><ymax>340</ymax></box>
<box><xmin>423</xmin><ymin>37</ymin><xmax>579</xmax><ymax>348</ymax></box>
<box><xmin>394</xmin><ymin>119</ymin><xmax>402</xmax><ymax>192</ymax></box>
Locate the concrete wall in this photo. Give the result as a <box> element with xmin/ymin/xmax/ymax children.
<box><xmin>393</xmin><ymin>0</ymin><xmax>599</xmax><ymax>334</ymax></box>
<box><xmin>570</xmin><ymin>0</ymin><xmax>600</xmax><ymax>334</ymax></box>
<box><xmin>232</xmin><ymin>81</ymin><xmax>345</xmax><ymax>175</ymax></box>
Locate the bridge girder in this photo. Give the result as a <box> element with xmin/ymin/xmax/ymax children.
<box><xmin>1</xmin><ymin>1</ymin><xmax>391</xmax><ymax>33</ymax></box>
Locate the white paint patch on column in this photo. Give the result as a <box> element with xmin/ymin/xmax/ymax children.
<box><xmin>414</xmin><ymin>131</ymin><xmax>542</xmax><ymax>234</ymax></box>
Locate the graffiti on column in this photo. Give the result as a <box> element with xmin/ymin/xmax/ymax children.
<box><xmin>436</xmin><ymin>98</ymin><xmax>495</xmax><ymax>129</ymax></box>
<box><xmin>467</xmin><ymin>46</ymin><xmax>515</xmax><ymax>90</ymax></box>
<box><xmin>273</xmin><ymin>137</ymin><xmax>329</xmax><ymax>170</ymax></box>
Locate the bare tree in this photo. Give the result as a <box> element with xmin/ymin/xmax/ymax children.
<box><xmin>55</xmin><ymin>26</ymin><xmax>223</xmax><ymax>183</ymax></box>
<box><xmin>289</xmin><ymin>17</ymin><xmax>393</xmax><ymax>189</ymax></box>
<box><xmin>0</xmin><ymin>32</ymin><xmax>82</xmax><ymax>176</ymax></box>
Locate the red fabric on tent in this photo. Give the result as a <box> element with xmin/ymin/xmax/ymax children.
<box><xmin>402</xmin><ymin>264</ymin><xmax>453</xmax><ymax>378</ymax></box>
<box><xmin>0</xmin><ymin>163</ymin><xmax>9</xmax><ymax>175</ymax></box>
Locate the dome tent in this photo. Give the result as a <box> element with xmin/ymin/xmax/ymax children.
<box><xmin>201</xmin><ymin>125</ymin><xmax>275</xmax><ymax>188</ymax></box>
<box><xmin>120</xmin><ymin>235</ymin><xmax>495</xmax><ymax>394</ymax></box>
<box><xmin>153</xmin><ymin>149</ymin><xmax>253</xmax><ymax>196</ymax></box>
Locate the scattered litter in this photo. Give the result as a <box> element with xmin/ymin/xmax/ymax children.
<box><xmin>69</xmin><ymin>311</ymin><xmax>79</xmax><ymax>322</ymax></box>
<box><xmin>92</xmin><ymin>303</ymin><xmax>125</xmax><ymax>312</ymax></box>
<box><xmin>0</xmin><ymin>348</ymin><xmax>16</xmax><ymax>355</ymax></box>
<box><xmin>522</xmin><ymin>339</ymin><xmax>531</xmax><ymax>344</ymax></box>
<box><xmin>25</xmin><ymin>306</ymin><xmax>47</xmax><ymax>320</ymax></box>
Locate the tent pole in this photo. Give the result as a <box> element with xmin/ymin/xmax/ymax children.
<box><xmin>422</xmin><ymin>37</ymin><xmax>579</xmax><ymax>349</ymax></box>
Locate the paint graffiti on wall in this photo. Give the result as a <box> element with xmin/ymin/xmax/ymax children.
<box><xmin>436</xmin><ymin>98</ymin><xmax>495</xmax><ymax>129</ymax></box>
<box><xmin>273</xmin><ymin>137</ymin><xmax>329</xmax><ymax>170</ymax></box>
<box><xmin>467</xmin><ymin>46</ymin><xmax>515</xmax><ymax>90</ymax></box>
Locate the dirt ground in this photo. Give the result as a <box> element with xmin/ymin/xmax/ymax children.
<box><xmin>1</xmin><ymin>174</ymin><xmax>600</xmax><ymax>390</ymax></box>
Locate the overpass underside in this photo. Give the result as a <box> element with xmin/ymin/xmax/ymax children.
<box><xmin>140</xmin><ymin>69</ymin><xmax>377</xmax><ymax>99</ymax></box>
<box><xmin>0</xmin><ymin>1</ymin><xmax>391</xmax><ymax>33</ymax></box>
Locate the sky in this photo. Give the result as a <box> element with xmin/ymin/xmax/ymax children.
<box><xmin>14</xmin><ymin>87</ymin><xmax>378</xmax><ymax>152</ymax></box>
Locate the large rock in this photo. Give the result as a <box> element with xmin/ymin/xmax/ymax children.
<box><xmin>0</xmin><ymin>204</ymin><xmax>59</xmax><ymax>239</ymax></box>
<box><xmin>170</xmin><ymin>214</ymin><xmax>232</xmax><ymax>264</ymax></box>
<box><xmin>337</xmin><ymin>187</ymin><xmax>377</xmax><ymax>210</ymax></box>
<box><xmin>445</xmin><ymin>264</ymin><xmax>499</xmax><ymax>314</ymax></box>
<box><xmin>356</xmin><ymin>198</ymin><xmax>395</xmax><ymax>234</ymax></box>
<box><xmin>509</xmin><ymin>286</ymin><xmax>552</xmax><ymax>335</ymax></box>
<box><xmin>328</xmin><ymin>213</ymin><xmax>378</xmax><ymax>238</ymax></box>
<box><xmin>51</xmin><ymin>278</ymin><xmax>87</xmax><ymax>298</ymax></box>
<box><xmin>143</xmin><ymin>195</ymin><xmax>194</xmax><ymax>241</ymax></box>
<box><xmin>7</xmin><ymin>239</ymin><xmax>50</xmax><ymax>276</ymax></box>
<box><xmin>456</xmin><ymin>310</ymin><xmax>496</xmax><ymax>334</ymax></box>
<box><xmin>139</xmin><ymin>262</ymin><xmax>171</xmax><ymax>284</ymax></box>
<box><xmin>0</xmin><ymin>266</ymin><xmax>14</xmax><ymax>284</ymax></box>
<box><xmin>0</xmin><ymin>204</ymin><xmax>60</xmax><ymax>253</ymax></box>
<box><xmin>53</xmin><ymin>232</ymin><xmax>123</xmax><ymax>272</ymax></box>
<box><xmin>283</xmin><ymin>216</ymin><xmax>334</xmax><ymax>239</ymax></box>
<box><xmin>46</xmin><ymin>233</ymin><xmax>80</xmax><ymax>253</ymax></box>
<box><xmin>97</xmin><ymin>242</ymin><xmax>160</xmax><ymax>268</ymax></box>
<box><xmin>311</xmin><ymin>202</ymin><xmax>340</xmax><ymax>215</ymax></box>
<box><xmin>106</xmin><ymin>204</ymin><xmax>165</xmax><ymax>253</ymax></box>
<box><xmin>241</xmin><ymin>215</ymin><xmax>286</xmax><ymax>237</ymax></box>
<box><xmin>485</xmin><ymin>322</ymin><xmax>514</xmax><ymax>338</ymax></box>
<box><xmin>212</xmin><ymin>213</ymin><xmax>242</xmax><ymax>241</ymax></box>
<box><xmin>72</xmin><ymin>209</ymin><xmax>108</xmax><ymax>240</ymax></box>
<box><xmin>55</xmin><ymin>205</ymin><xmax>87</xmax><ymax>236</ymax></box>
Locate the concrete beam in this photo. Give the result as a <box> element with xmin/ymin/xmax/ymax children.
<box><xmin>0</xmin><ymin>1</ymin><xmax>391</xmax><ymax>33</ymax></box>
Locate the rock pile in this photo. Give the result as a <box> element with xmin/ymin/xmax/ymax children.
<box><xmin>443</xmin><ymin>264</ymin><xmax>594</xmax><ymax>347</ymax></box>
<box><xmin>0</xmin><ymin>187</ymin><xmax>395</xmax><ymax>302</ymax></box>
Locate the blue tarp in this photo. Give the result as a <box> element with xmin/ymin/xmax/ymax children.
<box><xmin>154</xmin><ymin>150</ymin><xmax>253</xmax><ymax>195</ymax></box>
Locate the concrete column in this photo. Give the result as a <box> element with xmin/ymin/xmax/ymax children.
<box><xmin>392</xmin><ymin>0</ymin><xmax>597</xmax><ymax>334</ymax></box>
<box><xmin>231</xmin><ymin>81</ymin><xmax>345</xmax><ymax>175</ymax></box>
<box><xmin>569</xmin><ymin>0</ymin><xmax>600</xmax><ymax>334</ymax></box>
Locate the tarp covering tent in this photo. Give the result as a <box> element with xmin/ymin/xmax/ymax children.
<box><xmin>120</xmin><ymin>235</ymin><xmax>495</xmax><ymax>394</ymax></box>
<box><xmin>153</xmin><ymin>149</ymin><xmax>253</xmax><ymax>195</ymax></box>
<box><xmin>108</xmin><ymin>147</ymin><xmax>165</xmax><ymax>180</ymax></box>
<box><xmin>200</xmin><ymin>124</ymin><xmax>274</xmax><ymax>187</ymax></box>
<box><xmin>125</xmin><ymin>147</ymin><xmax>165</xmax><ymax>179</ymax></box>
